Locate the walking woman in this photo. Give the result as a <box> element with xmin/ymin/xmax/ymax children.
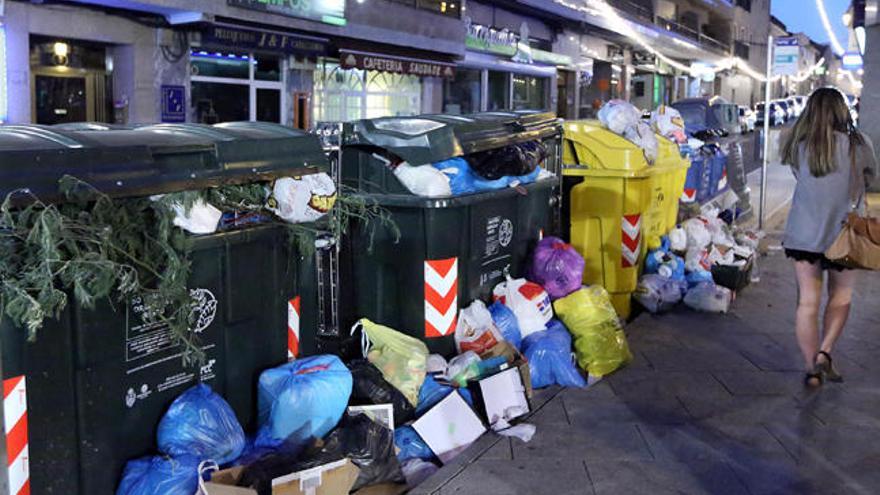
<box><xmin>781</xmin><ymin>87</ymin><xmax>877</xmax><ymax>387</ymax></box>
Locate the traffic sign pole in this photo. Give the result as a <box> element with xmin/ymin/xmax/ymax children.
<box><xmin>760</xmin><ymin>34</ymin><xmax>773</xmax><ymax>231</ymax></box>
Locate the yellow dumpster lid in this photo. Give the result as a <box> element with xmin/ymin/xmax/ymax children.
<box><xmin>562</xmin><ymin>120</ymin><xmax>688</xmax><ymax>178</ymax></box>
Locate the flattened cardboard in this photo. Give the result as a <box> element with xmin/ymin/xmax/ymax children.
<box><xmin>412</xmin><ymin>391</ymin><xmax>486</xmax><ymax>464</ymax></box>
<box><xmin>204</xmin><ymin>458</ymin><xmax>360</xmax><ymax>495</ymax></box>
<box><xmin>467</xmin><ymin>365</ymin><xmax>530</xmax><ymax>425</ymax></box>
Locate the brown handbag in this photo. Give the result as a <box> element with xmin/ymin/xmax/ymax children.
<box><xmin>824</xmin><ymin>153</ymin><xmax>880</xmax><ymax>270</ymax></box>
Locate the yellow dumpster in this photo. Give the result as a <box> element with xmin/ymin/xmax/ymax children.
<box><xmin>563</xmin><ymin>120</ymin><xmax>690</xmax><ymax>318</ymax></box>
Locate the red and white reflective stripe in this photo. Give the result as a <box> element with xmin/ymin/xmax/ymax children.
<box><xmin>621</xmin><ymin>214</ymin><xmax>642</xmax><ymax>268</ymax></box>
<box><xmin>4</xmin><ymin>376</ymin><xmax>29</xmax><ymax>495</ymax></box>
<box><xmin>287</xmin><ymin>297</ymin><xmax>301</xmax><ymax>360</ymax></box>
<box><xmin>424</xmin><ymin>258</ymin><xmax>458</xmax><ymax>338</ymax></box>
<box><xmin>681</xmin><ymin>188</ymin><xmax>697</xmax><ymax>203</ymax></box>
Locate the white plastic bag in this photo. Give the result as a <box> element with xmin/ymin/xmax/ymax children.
<box><xmin>492</xmin><ymin>277</ymin><xmax>554</xmax><ymax>338</ymax></box>
<box><xmin>684</xmin><ymin>282</ymin><xmax>732</xmax><ymax>313</ymax></box>
<box><xmin>394</xmin><ymin>162</ymin><xmax>452</xmax><ymax>197</ymax></box>
<box><xmin>685</xmin><ymin>247</ymin><xmax>711</xmax><ymax>273</ymax></box>
<box><xmin>268</xmin><ymin>173</ymin><xmax>337</xmax><ymax>224</ymax></box>
<box><xmin>171</xmin><ymin>199</ymin><xmax>222</xmax><ymax>235</ymax></box>
<box><xmin>707</xmin><ymin>246</ymin><xmax>735</xmax><ymax>266</ymax></box>
<box><xmin>598</xmin><ymin>99</ymin><xmax>642</xmax><ymax>135</ymax></box>
<box><xmin>683</xmin><ymin>218</ymin><xmax>712</xmax><ymax>249</ymax></box>
<box><xmin>445</xmin><ymin>351</ymin><xmax>481</xmax><ymax>385</ymax></box>
<box><xmin>454</xmin><ymin>300</ymin><xmax>505</xmax><ymax>355</ymax></box>
<box><xmin>669</xmin><ymin>227</ymin><xmax>688</xmax><ymax>252</ymax></box>
<box><xmin>623</xmin><ymin>122</ymin><xmax>659</xmax><ymax>163</ymax></box>
<box><xmin>634</xmin><ymin>274</ymin><xmax>684</xmax><ymax>313</ymax></box>
<box><xmin>401</xmin><ymin>459</ymin><xmax>439</xmax><ymax>487</ymax></box>
<box><xmin>650</xmin><ymin>105</ymin><xmax>687</xmax><ymax>144</ymax></box>
<box><xmin>426</xmin><ymin>354</ymin><xmax>448</xmax><ymax>375</ymax></box>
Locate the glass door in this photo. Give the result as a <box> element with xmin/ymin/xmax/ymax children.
<box><xmin>34</xmin><ymin>74</ymin><xmax>89</xmax><ymax>124</ymax></box>
<box><xmin>191</xmin><ymin>51</ymin><xmax>286</xmax><ymax>124</ymax></box>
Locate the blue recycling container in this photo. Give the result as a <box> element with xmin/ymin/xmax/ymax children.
<box><xmin>709</xmin><ymin>147</ymin><xmax>729</xmax><ymax>198</ymax></box>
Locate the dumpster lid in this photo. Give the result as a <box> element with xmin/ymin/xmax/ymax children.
<box><xmin>0</xmin><ymin>122</ymin><xmax>329</xmax><ymax>205</ymax></box>
<box><xmin>342</xmin><ymin>111</ymin><xmax>561</xmax><ymax>166</ymax></box>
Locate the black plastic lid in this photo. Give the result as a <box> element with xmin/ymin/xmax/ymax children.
<box><xmin>342</xmin><ymin>111</ymin><xmax>561</xmax><ymax>166</ymax></box>
<box><xmin>0</xmin><ymin>122</ymin><xmax>329</xmax><ymax>205</ymax></box>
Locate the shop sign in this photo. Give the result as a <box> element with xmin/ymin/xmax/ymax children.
<box><xmin>464</xmin><ymin>17</ymin><xmax>572</xmax><ymax>67</ymax></box>
<box><xmin>201</xmin><ymin>26</ymin><xmax>326</xmax><ymax>56</ymax></box>
<box><xmin>227</xmin><ymin>0</ymin><xmax>346</xmax><ymax>26</ymax></box>
<box><xmin>340</xmin><ymin>52</ymin><xmax>455</xmax><ymax>78</ymax></box>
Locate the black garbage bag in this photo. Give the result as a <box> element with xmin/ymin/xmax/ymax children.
<box><xmin>325</xmin><ymin>414</ymin><xmax>404</xmax><ymax>490</ymax></box>
<box><xmin>467</xmin><ymin>141</ymin><xmax>547</xmax><ymax>180</ymax></box>
<box><xmin>348</xmin><ymin>360</ymin><xmax>414</xmax><ymax>427</ymax></box>
<box><xmin>237</xmin><ymin>442</ymin><xmax>343</xmax><ymax>495</ymax></box>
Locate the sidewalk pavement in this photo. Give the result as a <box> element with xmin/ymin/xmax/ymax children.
<box><xmin>411</xmin><ymin>186</ymin><xmax>880</xmax><ymax>495</ymax></box>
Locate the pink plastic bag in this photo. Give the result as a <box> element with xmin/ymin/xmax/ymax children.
<box><xmin>528</xmin><ymin>237</ymin><xmax>585</xmax><ymax>300</ymax></box>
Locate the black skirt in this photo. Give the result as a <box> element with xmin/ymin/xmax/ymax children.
<box><xmin>784</xmin><ymin>248</ymin><xmax>851</xmax><ymax>272</ymax></box>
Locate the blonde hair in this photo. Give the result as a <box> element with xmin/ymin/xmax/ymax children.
<box><xmin>780</xmin><ymin>87</ymin><xmax>864</xmax><ymax>177</ymax></box>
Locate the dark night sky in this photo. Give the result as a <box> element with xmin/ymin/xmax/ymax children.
<box><xmin>771</xmin><ymin>0</ymin><xmax>850</xmax><ymax>48</ymax></box>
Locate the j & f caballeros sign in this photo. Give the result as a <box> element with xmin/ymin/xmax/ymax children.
<box><xmin>340</xmin><ymin>52</ymin><xmax>455</xmax><ymax>78</ymax></box>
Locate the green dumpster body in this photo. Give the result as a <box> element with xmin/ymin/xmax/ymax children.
<box><xmin>341</xmin><ymin>111</ymin><xmax>562</xmax><ymax>356</ymax></box>
<box><xmin>0</xmin><ymin>122</ymin><xmax>328</xmax><ymax>494</ymax></box>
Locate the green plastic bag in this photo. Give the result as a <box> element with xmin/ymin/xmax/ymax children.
<box><xmin>553</xmin><ymin>287</ymin><xmax>633</xmax><ymax>377</ymax></box>
<box><xmin>353</xmin><ymin>319</ymin><xmax>428</xmax><ymax>406</ymax></box>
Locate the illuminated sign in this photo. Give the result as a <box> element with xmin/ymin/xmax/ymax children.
<box><xmin>842</xmin><ymin>52</ymin><xmax>864</xmax><ymax>70</ymax></box>
<box><xmin>227</xmin><ymin>0</ymin><xmax>346</xmax><ymax>26</ymax></box>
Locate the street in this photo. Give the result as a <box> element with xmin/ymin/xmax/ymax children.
<box><xmin>412</xmin><ymin>212</ymin><xmax>880</xmax><ymax>495</ymax></box>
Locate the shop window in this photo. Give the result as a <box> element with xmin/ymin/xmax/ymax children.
<box><xmin>634</xmin><ymin>81</ymin><xmax>645</xmax><ymax>98</ymax></box>
<box><xmin>190</xmin><ymin>51</ymin><xmax>286</xmax><ymax>124</ymax></box>
<box><xmin>313</xmin><ymin>60</ymin><xmax>421</xmax><ymax>123</ymax></box>
<box><xmin>386</xmin><ymin>0</ymin><xmax>461</xmax><ymax>17</ymax></box>
<box><xmin>512</xmin><ymin>75</ymin><xmax>548</xmax><ymax>111</ymax></box>
<box><xmin>443</xmin><ymin>68</ymin><xmax>481</xmax><ymax>114</ymax></box>
<box><xmin>488</xmin><ymin>71</ymin><xmax>509</xmax><ymax>111</ymax></box>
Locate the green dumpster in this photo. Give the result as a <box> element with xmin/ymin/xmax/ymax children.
<box><xmin>341</xmin><ymin>111</ymin><xmax>562</xmax><ymax>356</ymax></box>
<box><xmin>0</xmin><ymin>122</ymin><xmax>329</xmax><ymax>494</ymax></box>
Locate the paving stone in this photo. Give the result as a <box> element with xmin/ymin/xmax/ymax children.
<box><xmin>638</xmin><ymin>422</ymin><xmax>792</xmax><ymax>464</ymax></box>
<box><xmin>479</xmin><ymin>437</ymin><xmax>512</xmax><ymax>461</ymax></box>
<box><xmin>605</xmin><ymin>369</ymin><xmax>730</xmax><ymax>399</ymax></box>
<box><xmin>677</xmin><ymin>394</ymin><xmax>816</xmax><ymax>427</ymax></box>
<box><xmin>712</xmin><ymin>370</ymin><xmax>806</xmax><ymax>395</ymax></box>
<box><xmin>564</xmin><ymin>392</ymin><xmax>692</xmax><ymax>425</ymax></box>
<box><xmin>585</xmin><ymin>459</ymin><xmax>749</xmax><ymax>495</ymax></box>
<box><xmin>641</xmin><ymin>347</ymin><xmax>759</xmax><ymax>372</ymax></box>
<box><xmin>512</xmin><ymin>421</ymin><xmax>652</xmax><ymax>463</ymax></box>
<box><xmin>437</xmin><ymin>458</ymin><xmax>592</xmax><ymax>495</ymax></box>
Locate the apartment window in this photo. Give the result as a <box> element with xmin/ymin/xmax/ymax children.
<box><xmin>736</xmin><ymin>0</ymin><xmax>752</xmax><ymax>11</ymax></box>
<box><xmin>634</xmin><ymin>81</ymin><xmax>646</xmax><ymax>98</ymax></box>
<box><xmin>734</xmin><ymin>41</ymin><xmax>750</xmax><ymax>59</ymax></box>
<box><xmin>190</xmin><ymin>52</ymin><xmax>285</xmax><ymax>124</ymax></box>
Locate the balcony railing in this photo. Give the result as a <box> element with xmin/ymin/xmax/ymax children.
<box><xmin>614</xmin><ymin>0</ymin><xmax>654</xmax><ymax>24</ymax></box>
<box><xmin>655</xmin><ymin>15</ymin><xmax>731</xmax><ymax>54</ymax></box>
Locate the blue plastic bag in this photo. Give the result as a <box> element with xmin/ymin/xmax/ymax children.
<box><xmin>432</xmin><ymin>158</ymin><xmax>543</xmax><ymax>196</ymax></box>
<box><xmin>255</xmin><ymin>355</ymin><xmax>353</xmax><ymax>449</ymax></box>
<box><xmin>522</xmin><ymin>321</ymin><xmax>586</xmax><ymax>389</ymax></box>
<box><xmin>686</xmin><ymin>269</ymin><xmax>714</xmax><ymax>287</ymax></box>
<box><xmin>116</xmin><ymin>455</ymin><xmax>199</xmax><ymax>495</ymax></box>
<box><xmin>416</xmin><ymin>375</ymin><xmax>473</xmax><ymax>416</ymax></box>
<box><xmin>488</xmin><ymin>301</ymin><xmax>522</xmax><ymax>350</ymax></box>
<box><xmin>394</xmin><ymin>426</ymin><xmax>434</xmax><ymax>463</ymax></box>
<box><xmin>157</xmin><ymin>384</ymin><xmax>245</xmax><ymax>465</ymax></box>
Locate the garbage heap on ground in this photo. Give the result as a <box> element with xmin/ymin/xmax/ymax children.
<box><xmin>116</xmin><ymin>238</ymin><xmax>634</xmax><ymax>495</ymax></box>
<box><xmin>634</xmin><ymin>196</ymin><xmax>763</xmax><ymax>315</ymax></box>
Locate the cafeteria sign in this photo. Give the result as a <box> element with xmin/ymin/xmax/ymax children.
<box><xmin>341</xmin><ymin>52</ymin><xmax>455</xmax><ymax>78</ymax></box>
<box><xmin>228</xmin><ymin>0</ymin><xmax>346</xmax><ymax>26</ymax></box>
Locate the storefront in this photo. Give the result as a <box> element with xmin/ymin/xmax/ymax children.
<box><xmin>443</xmin><ymin>10</ymin><xmax>571</xmax><ymax>114</ymax></box>
<box><xmin>312</xmin><ymin>50</ymin><xmax>454</xmax><ymax>122</ymax></box>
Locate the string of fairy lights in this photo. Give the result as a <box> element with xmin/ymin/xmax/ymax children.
<box><xmin>552</xmin><ymin>0</ymin><xmax>860</xmax><ymax>89</ymax></box>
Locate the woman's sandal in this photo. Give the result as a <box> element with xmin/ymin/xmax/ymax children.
<box><xmin>804</xmin><ymin>368</ymin><xmax>824</xmax><ymax>388</ymax></box>
<box><xmin>816</xmin><ymin>351</ymin><xmax>844</xmax><ymax>383</ymax></box>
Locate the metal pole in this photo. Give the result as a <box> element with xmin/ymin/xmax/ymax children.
<box><xmin>760</xmin><ymin>35</ymin><xmax>773</xmax><ymax>230</ymax></box>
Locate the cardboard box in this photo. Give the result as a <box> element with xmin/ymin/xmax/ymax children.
<box><xmin>203</xmin><ymin>458</ymin><xmax>360</xmax><ymax>495</ymax></box>
<box><xmin>467</xmin><ymin>365</ymin><xmax>531</xmax><ymax>426</ymax></box>
<box><xmin>412</xmin><ymin>391</ymin><xmax>487</xmax><ymax>464</ymax></box>
<box><xmin>480</xmin><ymin>342</ymin><xmax>532</xmax><ymax>399</ymax></box>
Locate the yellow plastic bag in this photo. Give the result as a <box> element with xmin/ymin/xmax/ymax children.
<box><xmin>353</xmin><ymin>318</ymin><xmax>428</xmax><ymax>406</ymax></box>
<box><xmin>553</xmin><ymin>287</ymin><xmax>633</xmax><ymax>377</ymax></box>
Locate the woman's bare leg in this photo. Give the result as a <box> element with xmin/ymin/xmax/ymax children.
<box><xmin>794</xmin><ymin>261</ymin><xmax>824</xmax><ymax>371</ymax></box>
<box><xmin>819</xmin><ymin>269</ymin><xmax>857</xmax><ymax>355</ymax></box>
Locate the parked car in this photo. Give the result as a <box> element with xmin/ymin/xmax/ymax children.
<box><xmin>755</xmin><ymin>102</ymin><xmax>786</xmax><ymax>127</ymax></box>
<box><xmin>792</xmin><ymin>95</ymin><xmax>807</xmax><ymax>114</ymax></box>
<box><xmin>773</xmin><ymin>99</ymin><xmax>794</xmax><ymax>121</ymax></box>
<box><xmin>786</xmin><ymin>97</ymin><xmax>803</xmax><ymax>118</ymax></box>
<box><xmin>738</xmin><ymin>105</ymin><xmax>756</xmax><ymax>133</ymax></box>
<box><xmin>671</xmin><ymin>96</ymin><xmax>740</xmax><ymax>136</ymax></box>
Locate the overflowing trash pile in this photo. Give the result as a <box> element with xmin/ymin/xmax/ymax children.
<box><xmin>634</xmin><ymin>200</ymin><xmax>762</xmax><ymax>315</ymax></box>
<box><xmin>116</xmin><ymin>237</ymin><xmax>633</xmax><ymax>495</ymax></box>
<box><xmin>598</xmin><ymin>100</ymin><xmax>659</xmax><ymax>162</ymax></box>
<box><xmin>390</xmin><ymin>140</ymin><xmax>554</xmax><ymax>198</ymax></box>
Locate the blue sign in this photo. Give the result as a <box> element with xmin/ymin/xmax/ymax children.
<box><xmin>161</xmin><ymin>85</ymin><xmax>186</xmax><ymax>123</ymax></box>
<box><xmin>842</xmin><ymin>52</ymin><xmax>864</xmax><ymax>71</ymax></box>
